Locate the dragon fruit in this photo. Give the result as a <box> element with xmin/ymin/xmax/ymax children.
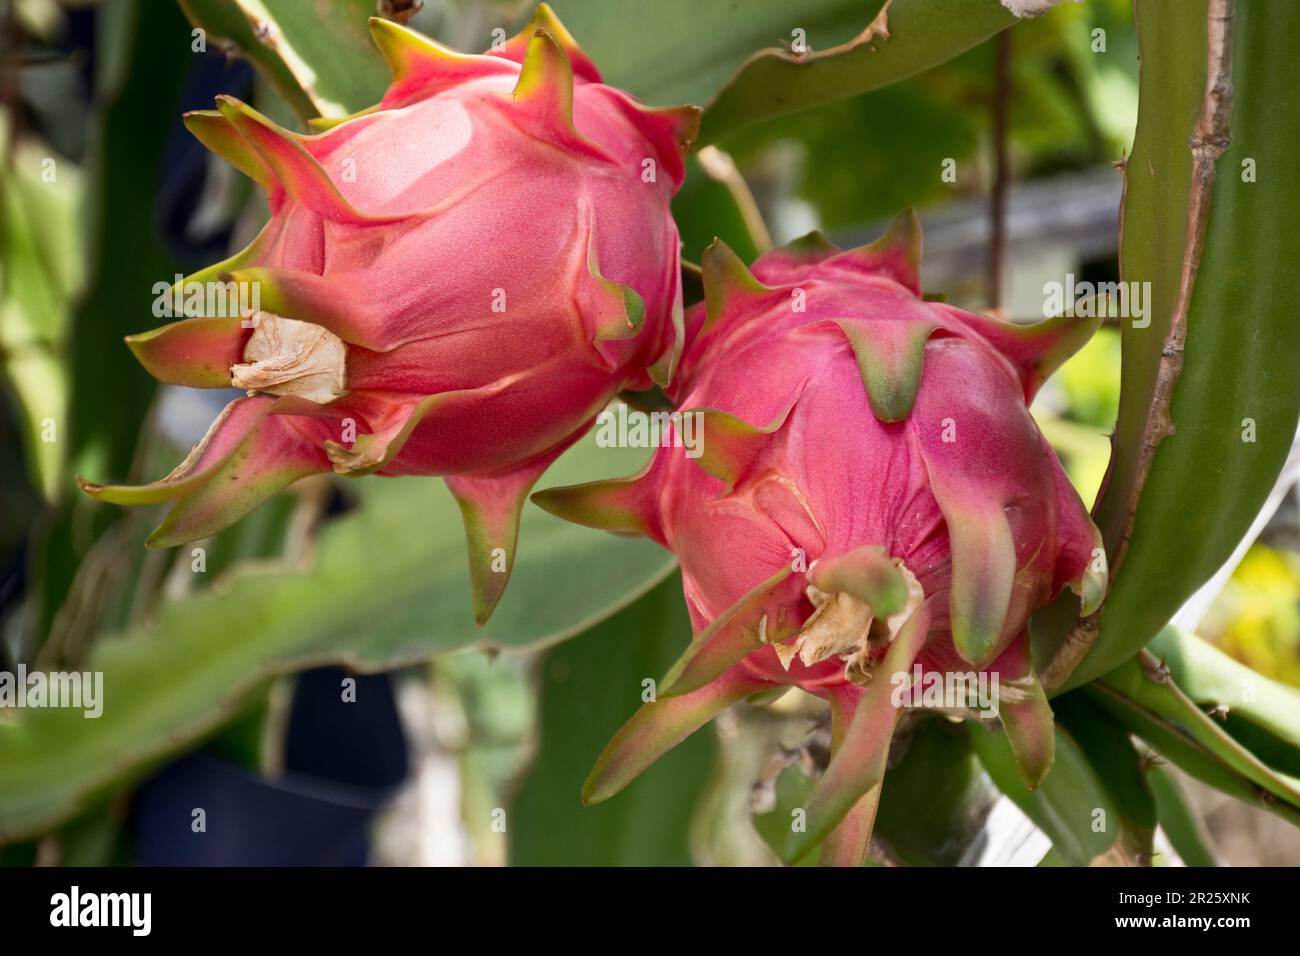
<box><xmin>533</xmin><ymin>213</ymin><xmax>1107</xmax><ymax>863</ymax></box>
<box><xmin>78</xmin><ymin>4</ymin><xmax>697</xmax><ymax>622</ymax></box>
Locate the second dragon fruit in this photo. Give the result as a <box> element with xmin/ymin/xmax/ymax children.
<box><xmin>535</xmin><ymin>214</ymin><xmax>1108</xmax><ymax>863</ymax></box>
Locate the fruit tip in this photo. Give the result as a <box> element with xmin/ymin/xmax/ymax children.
<box><xmin>579</xmin><ymin>775</ymin><xmax>610</xmax><ymax>807</ymax></box>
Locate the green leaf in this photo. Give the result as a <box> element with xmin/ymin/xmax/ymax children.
<box><xmin>1147</xmin><ymin>766</ymin><xmax>1218</xmax><ymax>867</ymax></box>
<box><xmin>1147</xmin><ymin>627</ymin><xmax>1300</xmax><ymax>755</ymax></box>
<box><xmin>508</xmin><ymin>575</ymin><xmax>714</xmax><ymax>865</ymax></box>
<box><xmin>539</xmin><ymin>1</ymin><xmax>1013</xmax><ymax>142</ymax></box>
<box><xmin>873</xmin><ymin>715</ymin><xmax>1000</xmax><ymax>866</ymax></box>
<box><xmin>1086</xmin><ymin>679</ymin><xmax>1300</xmax><ymax>831</ymax></box>
<box><xmin>178</xmin><ymin>0</ymin><xmax>389</xmax><ymax>118</ymax></box>
<box><xmin>1094</xmin><ymin>654</ymin><xmax>1300</xmax><ymax>819</ymax></box>
<box><xmin>177</xmin><ymin>1</ymin><xmax>1019</xmax><ymax>143</ymax></box>
<box><xmin>1068</xmin><ymin>0</ymin><xmax>1300</xmax><ymax>687</ymax></box>
<box><xmin>0</xmin><ymin>435</ymin><xmax>675</xmax><ymax>841</ymax></box>
<box><xmin>969</xmin><ymin>720</ymin><xmax>1120</xmax><ymax>866</ymax></box>
<box><xmin>1052</xmin><ymin>693</ymin><xmax>1157</xmax><ymax>862</ymax></box>
<box><xmin>697</xmin><ymin>0</ymin><xmax>1016</xmax><ymax>144</ymax></box>
<box><xmin>751</xmin><ymin>763</ymin><xmax>819</xmax><ymax>866</ymax></box>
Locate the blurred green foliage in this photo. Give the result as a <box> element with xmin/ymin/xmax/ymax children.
<box><xmin>509</xmin><ymin>575</ymin><xmax>716</xmax><ymax>866</ymax></box>
<box><xmin>0</xmin><ymin>0</ymin><xmax>1297</xmax><ymax>868</ymax></box>
<box><xmin>719</xmin><ymin>0</ymin><xmax>1138</xmax><ymax>236</ymax></box>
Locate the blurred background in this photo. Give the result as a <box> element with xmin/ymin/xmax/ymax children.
<box><xmin>1</xmin><ymin>0</ymin><xmax>1297</xmax><ymax>865</ymax></box>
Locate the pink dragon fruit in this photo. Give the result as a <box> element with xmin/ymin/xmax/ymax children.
<box><xmin>534</xmin><ymin>213</ymin><xmax>1107</xmax><ymax>863</ymax></box>
<box><xmin>78</xmin><ymin>4</ymin><xmax>698</xmax><ymax>622</ymax></box>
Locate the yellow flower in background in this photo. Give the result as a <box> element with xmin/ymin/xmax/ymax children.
<box><xmin>1201</xmin><ymin>545</ymin><xmax>1300</xmax><ymax>688</ymax></box>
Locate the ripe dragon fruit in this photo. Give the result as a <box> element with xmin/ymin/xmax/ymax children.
<box><xmin>78</xmin><ymin>4</ymin><xmax>698</xmax><ymax>623</ymax></box>
<box><xmin>534</xmin><ymin>213</ymin><xmax>1108</xmax><ymax>864</ymax></box>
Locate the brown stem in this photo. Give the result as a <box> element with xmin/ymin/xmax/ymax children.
<box><xmin>988</xmin><ymin>30</ymin><xmax>1012</xmax><ymax>311</ymax></box>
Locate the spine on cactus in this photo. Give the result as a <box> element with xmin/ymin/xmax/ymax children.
<box><xmin>78</xmin><ymin>4</ymin><xmax>700</xmax><ymax>625</ymax></box>
<box><xmin>534</xmin><ymin>212</ymin><xmax>1106</xmax><ymax>863</ymax></box>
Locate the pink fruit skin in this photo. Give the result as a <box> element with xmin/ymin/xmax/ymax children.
<box><xmin>536</xmin><ymin>217</ymin><xmax>1105</xmax><ymax>775</ymax></box>
<box><xmin>265</xmin><ymin>51</ymin><xmax>689</xmax><ymax>477</ymax></box>
<box><xmin>659</xmin><ymin>239</ymin><xmax>1100</xmax><ymax>694</ymax></box>
<box><xmin>82</xmin><ymin>8</ymin><xmax>699</xmax><ymax>622</ymax></box>
<box><xmin>543</xmin><ymin>218</ymin><xmax>1102</xmax><ymax>712</ymax></box>
<box><xmin>536</xmin><ymin>218</ymin><xmax>1106</xmax><ymax>839</ymax></box>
